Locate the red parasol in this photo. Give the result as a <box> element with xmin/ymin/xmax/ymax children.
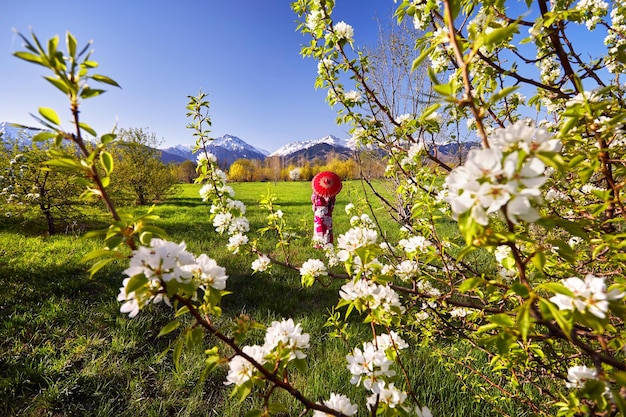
<box><xmin>312</xmin><ymin>171</ymin><xmax>342</xmax><ymax>197</ymax></box>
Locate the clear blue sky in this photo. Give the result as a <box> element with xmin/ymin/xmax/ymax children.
<box><xmin>2</xmin><ymin>1</ymin><xmax>393</xmax><ymax>152</ymax></box>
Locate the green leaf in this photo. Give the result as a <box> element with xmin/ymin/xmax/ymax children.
<box><xmin>47</xmin><ymin>35</ymin><xmax>59</xmax><ymax>61</ymax></box>
<box><xmin>91</xmin><ymin>73</ymin><xmax>121</xmax><ymax>87</ymax></box>
<box><xmin>13</xmin><ymin>51</ymin><xmax>44</xmax><ymax>66</ymax></box>
<box><xmin>140</xmin><ymin>231</ymin><xmax>153</xmax><ymax>246</ymax></box>
<box><xmin>433</xmin><ymin>82</ymin><xmax>453</xmax><ymax>97</ymax></box>
<box><xmin>100</xmin><ymin>151</ymin><xmax>114</xmax><ymax>174</ymax></box>
<box><xmin>66</xmin><ymin>32</ymin><xmax>77</xmax><ymax>58</ymax></box>
<box><xmin>44</xmin><ymin>158</ymin><xmax>81</xmax><ymax>170</ymax></box>
<box><xmin>231</xmin><ymin>382</ymin><xmax>252</xmax><ymax>403</ymax></box>
<box><xmin>38</xmin><ymin>107</ymin><xmax>61</xmax><ymax>126</ymax></box>
<box><xmin>517</xmin><ymin>301</ymin><xmax>533</xmax><ymax>342</ymax></box>
<box><xmin>87</xmin><ymin>257</ymin><xmax>115</xmax><ymax>278</ymax></box>
<box><xmin>158</xmin><ymin>320</ymin><xmax>181</xmax><ymax>337</ymax></box>
<box><xmin>80</xmin><ymin>88</ymin><xmax>105</xmax><ymax>99</ymax></box>
<box><xmin>44</xmin><ymin>76</ymin><xmax>70</xmax><ymax>95</ymax></box>
<box><xmin>125</xmin><ymin>273</ymin><xmax>148</xmax><ymax>294</ymax></box>
<box><xmin>458</xmin><ymin>277</ymin><xmax>485</xmax><ymax>293</ymax></box>
<box><xmin>411</xmin><ymin>44</ymin><xmax>436</xmax><ymax>72</ymax></box>
<box><xmin>538</xmin><ymin>298</ymin><xmax>572</xmax><ymax>338</ymax></box>
<box><xmin>301</xmin><ymin>273</ymin><xmax>315</xmax><ymax>288</ymax></box>
<box><xmin>32</xmin><ymin>131</ymin><xmax>56</xmax><ymax>142</ymax></box>
<box><xmin>510</xmin><ymin>283</ymin><xmax>529</xmax><ymax>298</ymax></box>
<box><xmin>488</xmin><ymin>313</ymin><xmax>515</xmax><ymax>327</ymax></box>
<box><xmin>490</xmin><ymin>85</ymin><xmax>519</xmax><ymax>103</ymax></box>
<box><xmin>483</xmin><ymin>22</ymin><xmax>519</xmax><ymax>48</ymax></box>
<box><xmin>204</xmin><ymin>346</ymin><xmax>221</xmax><ymax>374</ymax></box>
<box><xmin>101</xmin><ymin>133</ymin><xmax>116</xmax><ymax>144</ymax></box>
<box><xmin>81</xmin><ymin>249</ymin><xmax>114</xmax><ymax>263</ymax></box>
<box><xmin>105</xmin><ymin>234</ymin><xmax>124</xmax><ymax>250</ymax></box>
<box><xmin>79</xmin><ymin>122</ymin><xmax>97</xmax><ymax>137</ymax></box>
<box><xmin>244</xmin><ymin>410</ymin><xmax>262</xmax><ymax>417</ymax></box>
<box><xmin>538</xmin><ymin>282</ymin><xmax>574</xmax><ymax>297</ymax></box>
<box><xmin>531</xmin><ymin>251</ymin><xmax>546</xmax><ymax>272</ymax></box>
<box><xmin>172</xmin><ymin>338</ymin><xmax>184</xmax><ymax>371</ymax></box>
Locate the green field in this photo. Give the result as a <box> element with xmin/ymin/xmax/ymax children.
<box><xmin>1</xmin><ymin>181</ymin><xmax>523</xmax><ymax>417</ymax></box>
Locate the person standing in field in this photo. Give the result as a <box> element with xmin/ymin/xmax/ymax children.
<box><xmin>311</xmin><ymin>171</ymin><xmax>342</xmax><ymax>248</ymax></box>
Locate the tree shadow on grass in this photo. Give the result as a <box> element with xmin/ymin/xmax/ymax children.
<box><xmin>221</xmin><ymin>269</ymin><xmax>341</xmax><ymax>322</ymax></box>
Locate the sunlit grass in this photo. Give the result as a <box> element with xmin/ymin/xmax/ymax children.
<box><xmin>1</xmin><ymin>180</ymin><xmax>518</xmax><ymax>417</ymax></box>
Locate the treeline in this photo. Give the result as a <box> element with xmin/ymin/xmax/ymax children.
<box><xmin>173</xmin><ymin>152</ymin><xmax>387</xmax><ymax>183</ymax></box>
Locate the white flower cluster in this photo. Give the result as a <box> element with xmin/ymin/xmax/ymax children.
<box><xmin>197</xmin><ymin>152</ymin><xmax>252</xmax><ymax>257</ymax></box>
<box><xmin>300</xmin><ymin>258</ymin><xmax>328</xmax><ymax>280</ymax></box>
<box><xmin>313</xmin><ymin>393</ymin><xmax>358</xmax><ymax>416</ymax></box>
<box><xmin>336</xmin><ymin>226</ymin><xmax>378</xmax><ymax>262</ymax></box>
<box><xmin>549</xmin><ymin>274</ymin><xmax>624</xmax><ymax>319</ymax></box>
<box><xmin>604</xmin><ymin>4</ymin><xmax>626</xmax><ymax>73</ymax></box>
<box><xmin>340</xmin><ymin>278</ymin><xmax>406</xmax><ymax>315</ymax></box>
<box><xmin>411</xmin><ymin>0</ymin><xmax>438</xmax><ymax>31</ymax></box>
<box><xmin>400</xmin><ymin>141</ymin><xmax>427</xmax><ymax>168</ymax></box>
<box><xmin>534</xmin><ymin>41</ymin><xmax>561</xmax><ymax>84</ymax></box>
<box><xmin>306</xmin><ymin>9</ymin><xmax>324</xmax><ymax>31</ymax></box>
<box><xmin>332</xmin><ymin>21</ymin><xmax>354</xmax><ymax>42</ymax></box>
<box><xmin>574</xmin><ymin>0</ymin><xmax>608</xmax><ymax>30</ymax></box>
<box><xmin>398</xmin><ymin>235</ymin><xmax>434</xmax><ymax>255</ymax></box>
<box><xmin>349</xmin><ymin>213</ymin><xmax>375</xmax><ymax>228</ymax></box>
<box><xmin>118</xmin><ymin>238</ymin><xmax>228</xmax><ymax>318</ymax></box>
<box><xmin>444</xmin><ymin>120</ymin><xmax>561</xmax><ymax>226</ymax></box>
<box><xmin>565</xmin><ymin>365</ymin><xmax>598</xmax><ymax>388</ymax></box>
<box><xmin>251</xmin><ymin>254</ymin><xmax>271</xmax><ymax>273</ymax></box>
<box><xmin>344</xmin><ymin>90</ymin><xmax>362</xmax><ymax>104</ymax></box>
<box><xmin>225</xmin><ymin>318</ymin><xmax>310</xmax><ymax>386</ymax></box>
<box><xmin>317</xmin><ymin>57</ymin><xmax>334</xmax><ymax>76</ymax></box>
<box><xmin>494</xmin><ymin>245</ymin><xmax>516</xmax><ymax>280</ymax></box>
<box><xmin>346</xmin><ymin>332</ymin><xmax>410</xmax><ymax>410</ymax></box>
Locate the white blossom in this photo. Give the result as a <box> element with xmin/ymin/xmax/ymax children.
<box><xmin>224</xmin><ymin>345</ymin><xmax>267</xmax><ymax>386</ymax></box>
<box><xmin>263</xmin><ymin>318</ymin><xmax>310</xmax><ymax>360</ymax></box>
<box><xmin>313</xmin><ymin>393</ymin><xmax>358</xmax><ymax>416</ymax></box>
<box><xmin>565</xmin><ymin>365</ymin><xmax>599</xmax><ymax>388</ymax></box>
<box><xmin>251</xmin><ymin>255</ymin><xmax>271</xmax><ymax>273</ymax></box>
<box><xmin>367</xmin><ymin>382</ymin><xmax>407</xmax><ymax>409</ymax></box>
<box><xmin>550</xmin><ymin>274</ymin><xmax>624</xmax><ymax>318</ymax></box>
<box><xmin>184</xmin><ymin>254</ymin><xmax>228</xmax><ymax>290</ymax></box>
<box><xmin>346</xmin><ymin>341</ymin><xmax>396</xmax><ymax>391</ymax></box>
<box><xmin>300</xmin><ymin>258</ymin><xmax>328</xmax><ymax>279</ymax></box>
<box><xmin>226</xmin><ymin>233</ymin><xmax>248</xmax><ymax>254</ymax></box>
<box><xmin>333</xmin><ymin>21</ymin><xmax>354</xmax><ymax>41</ymax></box>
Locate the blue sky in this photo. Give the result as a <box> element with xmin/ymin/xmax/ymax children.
<box><xmin>2</xmin><ymin>1</ymin><xmax>393</xmax><ymax>152</ymax></box>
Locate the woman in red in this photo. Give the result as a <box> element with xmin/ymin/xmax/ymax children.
<box><xmin>311</xmin><ymin>171</ymin><xmax>342</xmax><ymax>248</ymax></box>
<box><xmin>312</xmin><ymin>192</ymin><xmax>336</xmax><ymax>248</ymax></box>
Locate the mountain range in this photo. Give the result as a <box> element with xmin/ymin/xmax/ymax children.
<box><xmin>1</xmin><ymin>121</ymin><xmax>477</xmax><ymax>167</ymax></box>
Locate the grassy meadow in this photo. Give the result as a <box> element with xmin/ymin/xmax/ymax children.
<box><xmin>1</xmin><ymin>180</ymin><xmax>521</xmax><ymax>417</ymax></box>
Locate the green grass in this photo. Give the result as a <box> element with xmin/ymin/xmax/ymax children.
<box><xmin>1</xmin><ymin>180</ymin><xmax>526</xmax><ymax>417</ymax></box>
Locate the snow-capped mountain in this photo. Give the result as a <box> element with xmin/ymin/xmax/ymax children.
<box><xmin>213</xmin><ymin>134</ymin><xmax>270</xmax><ymax>156</ymax></box>
<box><xmin>161</xmin><ymin>134</ymin><xmax>269</xmax><ymax>166</ymax></box>
<box><xmin>269</xmin><ymin>135</ymin><xmax>350</xmax><ymax>157</ymax></box>
<box><xmin>0</xmin><ymin>121</ymin><xmax>45</xmax><ymax>147</ymax></box>
<box><xmin>268</xmin><ymin>134</ymin><xmax>354</xmax><ymax>165</ymax></box>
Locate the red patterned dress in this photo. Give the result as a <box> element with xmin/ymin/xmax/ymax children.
<box><xmin>312</xmin><ymin>193</ymin><xmax>336</xmax><ymax>247</ymax></box>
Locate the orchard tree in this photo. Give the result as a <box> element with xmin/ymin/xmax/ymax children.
<box><xmin>111</xmin><ymin>127</ymin><xmax>177</xmax><ymax>205</ymax></box>
<box><xmin>0</xmin><ymin>137</ymin><xmax>87</xmax><ymax>234</ymax></box>
<box><xmin>176</xmin><ymin>159</ymin><xmax>198</xmax><ymax>183</ymax></box>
